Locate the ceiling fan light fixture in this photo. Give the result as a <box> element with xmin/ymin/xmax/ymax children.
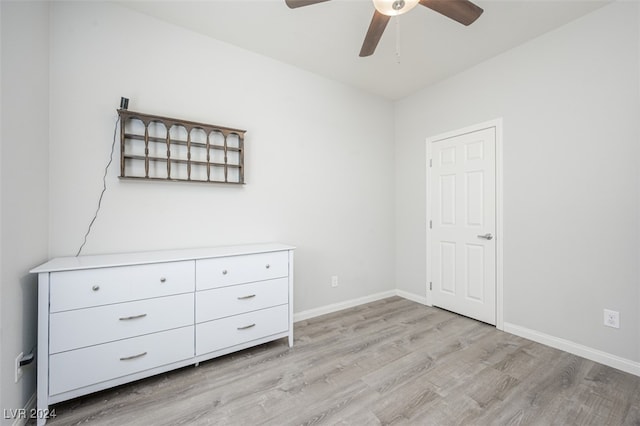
<box><xmin>373</xmin><ymin>0</ymin><xmax>419</xmax><ymax>16</ymax></box>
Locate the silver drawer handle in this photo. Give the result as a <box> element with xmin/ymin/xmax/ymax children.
<box><xmin>265</xmin><ymin>264</ymin><xmax>270</xmax><ymax>269</ymax></box>
<box><xmin>119</xmin><ymin>351</ymin><xmax>147</xmax><ymax>361</ymax></box>
<box><xmin>160</xmin><ymin>277</ymin><xmax>166</xmax><ymax>283</ymax></box>
<box><xmin>119</xmin><ymin>313</ymin><xmax>147</xmax><ymax>321</ymax></box>
<box><xmin>237</xmin><ymin>323</ymin><xmax>256</xmax><ymax>330</ymax></box>
<box><xmin>477</xmin><ymin>233</ymin><xmax>493</xmax><ymax>240</ymax></box>
<box><xmin>92</xmin><ymin>285</ymin><xmax>100</xmax><ymax>291</ymax></box>
<box><xmin>222</xmin><ymin>270</ymin><xmax>228</xmax><ymax>275</ymax></box>
<box><xmin>237</xmin><ymin>294</ymin><xmax>256</xmax><ymax>300</ymax></box>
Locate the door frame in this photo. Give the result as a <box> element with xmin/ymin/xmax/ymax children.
<box><xmin>426</xmin><ymin>118</ymin><xmax>504</xmax><ymax>330</ymax></box>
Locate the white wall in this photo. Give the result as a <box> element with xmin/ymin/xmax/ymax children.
<box><xmin>0</xmin><ymin>1</ymin><xmax>50</xmax><ymax>422</ymax></box>
<box><xmin>48</xmin><ymin>2</ymin><xmax>396</xmax><ymax>313</ymax></box>
<box><xmin>395</xmin><ymin>1</ymin><xmax>640</xmax><ymax>363</ymax></box>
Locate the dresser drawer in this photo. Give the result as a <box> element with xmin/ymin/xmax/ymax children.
<box><xmin>50</xmin><ymin>261</ymin><xmax>194</xmax><ymax>312</ymax></box>
<box><xmin>196</xmin><ymin>305</ymin><xmax>288</xmax><ymax>356</ymax></box>
<box><xmin>196</xmin><ymin>278</ymin><xmax>288</xmax><ymax>323</ymax></box>
<box><xmin>49</xmin><ymin>293</ymin><xmax>194</xmax><ymax>354</ymax></box>
<box><xmin>195</xmin><ymin>251</ymin><xmax>288</xmax><ymax>290</ymax></box>
<box><xmin>49</xmin><ymin>326</ymin><xmax>194</xmax><ymax>396</ymax></box>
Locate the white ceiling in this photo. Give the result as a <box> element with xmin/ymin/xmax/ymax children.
<box><xmin>120</xmin><ymin>0</ymin><xmax>610</xmax><ymax>100</ymax></box>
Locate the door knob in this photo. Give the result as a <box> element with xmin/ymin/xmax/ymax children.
<box><xmin>477</xmin><ymin>233</ymin><xmax>493</xmax><ymax>240</ymax></box>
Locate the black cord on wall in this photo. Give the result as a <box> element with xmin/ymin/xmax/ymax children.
<box><xmin>76</xmin><ymin>115</ymin><xmax>120</xmax><ymax>257</ymax></box>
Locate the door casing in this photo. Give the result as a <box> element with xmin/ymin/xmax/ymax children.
<box><xmin>426</xmin><ymin>118</ymin><xmax>504</xmax><ymax>330</ymax></box>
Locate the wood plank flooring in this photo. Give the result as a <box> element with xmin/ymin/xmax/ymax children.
<box><xmin>40</xmin><ymin>297</ymin><xmax>640</xmax><ymax>425</ymax></box>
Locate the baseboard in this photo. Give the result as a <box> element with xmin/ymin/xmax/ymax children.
<box><xmin>293</xmin><ymin>289</ymin><xmax>426</xmax><ymax>322</ymax></box>
<box><xmin>395</xmin><ymin>289</ymin><xmax>427</xmax><ymax>305</ymax></box>
<box><xmin>293</xmin><ymin>290</ymin><xmax>396</xmax><ymax>322</ymax></box>
<box><xmin>10</xmin><ymin>393</ymin><xmax>36</xmax><ymax>426</ymax></box>
<box><xmin>504</xmin><ymin>322</ymin><xmax>640</xmax><ymax>377</ymax></box>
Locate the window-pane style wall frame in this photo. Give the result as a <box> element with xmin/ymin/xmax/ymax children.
<box><xmin>119</xmin><ymin>109</ymin><xmax>246</xmax><ymax>184</ymax></box>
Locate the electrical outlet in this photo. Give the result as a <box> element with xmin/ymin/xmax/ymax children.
<box><xmin>331</xmin><ymin>276</ymin><xmax>338</xmax><ymax>287</ymax></box>
<box><xmin>604</xmin><ymin>309</ymin><xmax>620</xmax><ymax>329</ymax></box>
<box><xmin>15</xmin><ymin>352</ymin><xmax>23</xmax><ymax>383</ymax></box>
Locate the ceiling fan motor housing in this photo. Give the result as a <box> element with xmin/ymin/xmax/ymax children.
<box><xmin>373</xmin><ymin>0</ymin><xmax>419</xmax><ymax>16</ymax></box>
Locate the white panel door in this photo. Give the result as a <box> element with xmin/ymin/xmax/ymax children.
<box><xmin>430</xmin><ymin>127</ymin><xmax>496</xmax><ymax>324</ymax></box>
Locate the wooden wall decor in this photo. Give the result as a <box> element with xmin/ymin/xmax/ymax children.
<box><xmin>118</xmin><ymin>109</ymin><xmax>246</xmax><ymax>184</ymax></box>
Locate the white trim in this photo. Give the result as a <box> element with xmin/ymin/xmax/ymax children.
<box><xmin>294</xmin><ymin>290</ymin><xmax>424</xmax><ymax>323</ymax></box>
<box><xmin>425</xmin><ymin>118</ymin><xmax>504</xmax><ymax>330</ymax></box>
<box><xmin>293</xmin><ymin>291</ymin><xmax>396</xmax><ymax>322</ymax></box>
<box><xmin>425</xmin><ymin>138</ymin><xmax>433</xmax><ymax>307</ymax></box>
<box><xmin>11</xmin><ymin>393</ymin><xmax>36</xmax><ymax>426</ymax></box>
<box><xmin>495</xmin><ymin>119</ymin><xmax>504</xmax><ymax>330</ymax></box>
<box><xmin>504</xmin><ymin>322</ymin><xmax>640</xmax><ymax>377</ymax></box>
<box><xmin>396</xmin><ymin>289</ymin><xmax>427</xmax><ymax>306</ymax></box>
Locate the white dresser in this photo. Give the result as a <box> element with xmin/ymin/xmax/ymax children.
<box><xmin>31</xmin><ymin>243</ymin><xmax>294</xmax><ymax>425</ymax></box>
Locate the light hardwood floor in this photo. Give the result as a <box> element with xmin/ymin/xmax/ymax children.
<box><xmin>40</xmin><ymin>297</ymin><xmax>640</xmax><ymax>425</ymax></box>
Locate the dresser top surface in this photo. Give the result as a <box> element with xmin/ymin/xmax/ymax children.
<box><xmin>31</xmin><ymin>243</ymin><xmax>295</xmax><ymax>273</ymax></box>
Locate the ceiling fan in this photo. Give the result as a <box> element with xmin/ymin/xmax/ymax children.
<box><xmin>285</xmin><ymin>0</ymin><xmax>483</xmax><ymax>57</ymax></box>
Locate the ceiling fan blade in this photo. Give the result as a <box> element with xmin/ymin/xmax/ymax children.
<box><xmin>285</xmin><ymin>0</ymin><xmax>332</xmax><ymax>8</ymax></box>
<box><xmin>359</xmin><ymin>10</ymin><xmax>391</xmax><ymax>57</ymax></box>
<box><xmin>419</xmin><ymin>0</ymin><xmax>483</xmax><ymax>26</ymax></box>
